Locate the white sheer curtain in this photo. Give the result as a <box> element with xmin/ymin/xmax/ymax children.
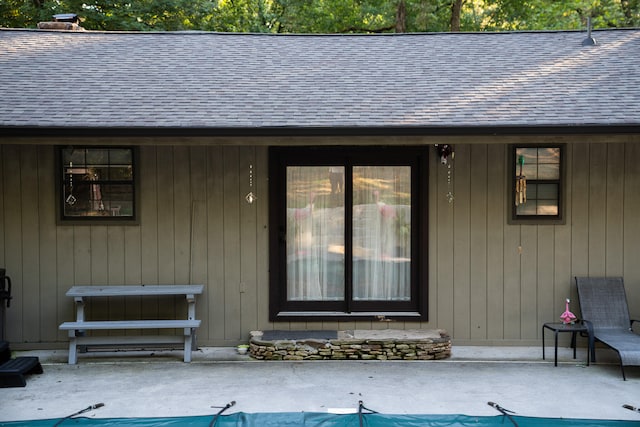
<box><xmin>352</xmin><ymin>166</ymin><xmax>410</xmax><ymax>301</ymax></box>
<box><xmin>286</xmin><ymin>165</ymin><xmax>410</xmax><ymax>302</ymax></box>
<box><xmin>286</xmin><ymin>166</ymin><xmax>344</xmax><ymax>301</ymax></box>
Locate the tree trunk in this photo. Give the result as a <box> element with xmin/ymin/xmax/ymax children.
<box><xmin>450</xmin><ymin>0</ymin><xmax>462</xmax><ymax>32</ymax></box>
<box><xmin>396</xmin><ymin>0</ymin><xmax>406</xmax><ymax>33</ymax></box>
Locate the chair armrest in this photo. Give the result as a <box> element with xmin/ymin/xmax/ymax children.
<box><xmin>578</xmin><ymin>319</ymin><xmax>594</xmax><ymax>337</ymax></box>
<box><xmin>580</xmin><ymin>318</ymin><xmax>594</xmax><ymax>330</ymax></box>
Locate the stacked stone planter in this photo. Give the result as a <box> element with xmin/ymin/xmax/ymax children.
<box><xmin>249</xmin><ymin>329</ymin><xmax>451</xmax><ymax>361</ymax></box>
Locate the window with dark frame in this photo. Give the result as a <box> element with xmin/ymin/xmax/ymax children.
<box><xmin>58</xmin><ymin>146</ymin><xmax>136</xmax><ymax>222</ymax></box>
<box><xmin>269</xmin><ymin>146</ymin><xmax>428</xmax><ymax>321</ymax></box>
<box><xmin>511</xmin><ymin>145</ymin><xmax>564</xmax><ymax>223</ymax></box>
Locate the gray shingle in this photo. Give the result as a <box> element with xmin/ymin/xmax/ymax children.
<box><xmin>0</xmin><ymin>29</ymin><xmax>639</xmax><ymax>131</ymax></box>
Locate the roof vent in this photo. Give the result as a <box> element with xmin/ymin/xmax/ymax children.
<box><xmin>582</xmin><ymin>17</ymin><xmax>597</xmax><ymax>46</ymax></box>
<box><xmin>37</xmin><ymin>13</ymin><xmax>84</xmax><ymax>31</ymax></box>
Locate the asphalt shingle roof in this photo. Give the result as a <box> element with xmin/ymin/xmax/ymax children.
<box><xmin>1</xmin><ymin>28</ymin><xmax>639</xmax><ymax>134</ymax></box>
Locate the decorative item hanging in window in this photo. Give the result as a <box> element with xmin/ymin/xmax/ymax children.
<box><xmin>436</xmin><ymin>144</ymin><xmax>455</xmax><ymax>203</ymax></box>
<box><xmin>515</xmin><ymin>154</ymin><xmax>526</xmax><ymax>207</ymax></box>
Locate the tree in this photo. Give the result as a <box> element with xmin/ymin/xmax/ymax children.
<box><xmin>269</xmin><ymin>0</ymin><xmax>397</xmax><ymax>33</ymax></box>
<box><xmin>1</xmin><ymin>0</ymin><xmax>214</xmax><ymax>31</ymax></box>
<box><xmin>208</xmin><ymin>0</ymin><xmax>279</xmax><ymax>33</ymax></box>
<box><xmin>450</xmin><ymin>0</ymin><xmax>463</xmax><ymax>31</ymax></box>
<box><xmin>1</xmin><ymin>0</ymin><xmax>638</xmax><ymax>32</ymax></box>
<box><xmin>480</xmin><ymin>0</ymin><xmax>639</xmax><ymax>31</ymax></box>
<box><xmin>0</xmin><ymin>0</ymin><xmax>51</xmax><ymax>28</ymax></box>
<box><xmin>396</xmin><ymin>0</ymin><xmax>407</xmax><ymax>33</ymax></box>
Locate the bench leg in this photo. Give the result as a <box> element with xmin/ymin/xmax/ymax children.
<box><xmin>68</xmin><ymin>332</ymin><xmax>78</xmax><ymax>365</ymax></box>
<box><xmin>183</xmin><ymin>328</ymin><xmax>193</xmax><ymax>363</ymax></box>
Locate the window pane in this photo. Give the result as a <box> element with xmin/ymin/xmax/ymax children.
<box><xmin>516</xmin><ymin>201</ymin><xmax>537</xmax><ymax>216</ymax></box>
<box><xmin>538</xmin><ymin>164</ymin><xmax>560</xmax><ymax>180</ymax></box>
<box><xmin>352</xmin><ymin>166</ymin><xmax>411</xmax><ymax>301</ymax></box>
<box><xmin>110</xmin><ymin>149</ymin><xmax>133</xmax><ymax>164</ymax></box>
<box><xmin>102</xmin><ymin>185</ymin><xmax>134</xmax><ymax>216</ymax></box>
<box><xmin>86</xmin><ymin>149</ymin><xmax>109</xmax><ymax>165</ymax></box>
<box><xmin>62</xmin><ymin>149</ymin><xmax>86</xmax><ymax>166</ymax></box>
<box><xmin>63</xmin><ymin>181</ymin><xmax>94</xmax><ymax>216</ymax></box>
<box><xmin>516</xmin><ymin>183</ymin><xmax>559</xmax><ymax>216</ymax></box>
<box><xmin>525</xmin><ymin>182</ymin><xmax>537</xmax><ymax>200</ymax></box>
<box><xmin>86</xmin><ymin>167</ymin><xmax>108</xmax><ymax>181</ymax></box>
<box><xmin>109</xmin><ymin>166</ymin><xmax>134</xmax><ymax>181</ymax></box>
<box><xmin>521</xmin><ymin>164</ymin><xmax>538</xmax><ymax>180</ymax></box>
<box><xmin>537</xmin><ymin>200</ymin><xmax>558</xmax><ymax>215</ymax></box>
<box><xmin>286</xmin><ymin>166</ymin><xmax>345</xmax><ymax>301</ymax></box>
<box><xmin>538</xmin><ymin>147</ymin><xmax>560</xmax><ymax>164</ymax></box>
<box><xmin>516</xmin><ymin>148</ymin><xmax>538</xmax><ymax>165</ymax></box>
<box><xmin>537</xmin><ymin>183</ymin><xmax>558</xmax><ymax>199</ymax></box>
<box><xmin>61</xmin><ymin>147</ymin><xmax>135</xmax><ymax>219</ymax></box>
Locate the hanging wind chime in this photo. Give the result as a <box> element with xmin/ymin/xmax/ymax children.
<box><xmin>65</xmin><ymin>161</ymin><xmax>77</xmax><ymax>206</ymax></box>
<box><xmin>436</xmin><ymin>144</ymin><xmax>455</xmax><ymax>203</ymax></box>
<box><xmin>245</xmin><ymin>164</ymin><xmax>256</xmax><ymax>204</ymax></box>
<box><xmin>515</xmin><ymin>154</ymin><xmax>526</xmax><ymax>207</ymax></box>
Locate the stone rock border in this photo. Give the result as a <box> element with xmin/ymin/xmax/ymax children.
<box><xmin>249</xmin><ymin>329</ymin><xmax>451</xmax><ymax>361</ymax></box>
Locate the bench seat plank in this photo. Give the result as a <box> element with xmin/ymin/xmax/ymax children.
<box><xmin>59</xmin><ymin>320</ymin><xmax>201</xmax><ymax>364</ymax></box>
<box><xmin>60</xmin><ymin>320</ymin><xmax>201</xmax><ymax>330</ymax></box>
<box><xmin>66</xmin><ymin>285</ymin><xmax>204</xmax><ymax>297</ymax></box>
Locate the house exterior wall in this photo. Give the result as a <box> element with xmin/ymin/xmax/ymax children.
<box><xmin>1</xmin><ymin>138</ymin><xmax>639</xmax><ymax>348</ymax></box>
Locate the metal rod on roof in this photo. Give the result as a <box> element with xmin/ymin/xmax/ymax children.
<box><xmin>582</xmin><ymin>17</ymin><xmax>597</xmax><ymax>46</ymax></box>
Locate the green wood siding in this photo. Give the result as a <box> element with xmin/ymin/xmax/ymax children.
<box><xmin>0</xmin><ymin>140</ymin><xmax>639</xmax><ymax>347</ymax></box>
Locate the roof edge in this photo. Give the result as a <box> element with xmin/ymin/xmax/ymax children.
<box><xmin>2</xmin><ymin>27</ymin><xmax>639</xmax><ymax>36</ymax></box>
<box><xmin>1</xmin><ymin>125</ymin><xmax>639</xmax><ymax>139</ymax></box>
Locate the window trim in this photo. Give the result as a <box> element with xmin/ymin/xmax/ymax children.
<box><xmin>55</xmin><ymin>146</ymin><xmax>140</xmax><ymax>225</ymax></box>
<box><xmin>268</xmin><ymin>146</ymin><xmax>429</xmax><ymax>322</ymax></box>
<box><xmin>508</xmin><ymin>144</ymin><xmax>565</xmax><ymax>225</ymax></box>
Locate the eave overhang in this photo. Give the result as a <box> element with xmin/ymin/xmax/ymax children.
<box><xmin>2</xmin><ymin>124</ymin><xmax>639</xmax><ymax>140</ymax></box>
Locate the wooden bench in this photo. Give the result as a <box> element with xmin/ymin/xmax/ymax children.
<box><xmin>59</xmin><ymin>285</ymin><xmax>204</xmax><ymax>364</ymax></box>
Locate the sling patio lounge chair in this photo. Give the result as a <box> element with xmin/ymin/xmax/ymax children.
<box><xmin>575</xmin><ymin>276</ymin><xmax>640</xmax><ymax>380</ymax></box>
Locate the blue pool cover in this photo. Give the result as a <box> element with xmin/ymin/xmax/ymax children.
<box><xmin>2</xmin><ymin>413</ymin><xmax>640</xmax><ymax>427</ymax></box>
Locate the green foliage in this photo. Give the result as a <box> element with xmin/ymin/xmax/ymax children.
<box><xmin>479</xmin><ymin>0</ymin><xmax>640</xmax><ymax>30</ymax></box>
<box><xmin>273</xmin><ymin>0</ymin><xmax>397</xmax><ymax>33</ymax></box>
<box><xmin>1</xmin><ymin>0</ymin><xmax>638</xmax><ymax>32</ymax></box>
<box><xmin>208</xmin><ymin>0</ymin><xmax>278</xmax><ymax>33</ymax></box>
<box><xmin>400</xmin><ymin>0</ymin><xmax>452</xmax><ymax>32</ymax></box>
<box><xmin>0</xmin><ymin>0</ymin><xmax>50</xmax><ymax>28</ymax></box>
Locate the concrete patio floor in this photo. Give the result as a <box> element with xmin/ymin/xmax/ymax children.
<box><xmin>2</xmin><ymin>345</ymin><xmax>640</xmax><ymax>423</ymax></box>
